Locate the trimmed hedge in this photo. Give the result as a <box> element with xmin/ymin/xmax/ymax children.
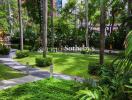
<box><xmin>11</xmin><ymin>44</ymin><xmax>31</xmax><ymax>50</ymax></box>
<box><xmin>16</xmin><ymin>50</ymin><xmax>29</xmax><ymax>58</ymax></box>
<box><xmin>36</xmin><ymin>57</ymin><xmax>53</xmax><ymax>67</ymax></box>
<box><xmin>81</xmin><ymin>48</ymin><xmax>93</xmax><ymax>54</ymax></box>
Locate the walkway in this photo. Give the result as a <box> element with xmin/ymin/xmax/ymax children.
<box><xmin>0</xmin><ymin>54</ymin><xmax>85</xmax><ymax>90</ymax></box>
<box><xmin>0</xmin><ymin>75</ymin><xmax>42</xmax><ymax>90</ymax></box>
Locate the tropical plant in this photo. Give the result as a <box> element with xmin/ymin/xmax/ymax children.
<box><xmin>77</xmin><ymin>30</ymin><xmax>132</xmax><ymax>100</ymax></box>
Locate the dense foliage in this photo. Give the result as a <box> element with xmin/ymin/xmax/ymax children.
<box><xmin>76</xmin><ymin>30</ymin><xmax>132</xmax><ymax>100</ymax></box>
<box><xmin>0</xmin><ymin>78</ymin><xmax>83</xmax><ymax>100</ymax></box>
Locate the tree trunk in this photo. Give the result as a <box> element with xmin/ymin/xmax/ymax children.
<box><xmin>41</xmin><ymin>0</ymin><xmax>48</xmax><ymax>57</ymax></box>
<box><xmin>111</xmin><ymin>12</ymin><xmax>115</xmax><ymax>34</ymax></box>
<box><xmin>51</xmin><ymin>0</ymin><xmax>54</xmax><ymax>50</ymax></box>
<box><xmin>18</xmin><ymin>0</ymin><xmax>23</xmax><ymax>51</ymax></box>
<box><xmin>100</xmin><ymin>0</ymin><xmax>106</xmax><ymax>65</ymax></box>
<box><xmin>85</xmin><ymin>0</ymin><xmax>89</xmax><ymax>47</ymax></box>
<box><xmin>7</xmin><ymin>0</ymin><xmax>13</xmax><ymax>35</ymax></box>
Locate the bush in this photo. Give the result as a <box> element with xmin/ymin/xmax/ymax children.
<box><xmin>88</xmin><ymin>65</ymin><xmax>100</xmax><ymax>75</ymax></box>
<box><xmin>11</xmin><ymin>44</ymin><xmax>19</xmax><ymax>49</ymax></box>
<box><xmin>35</xmin><ymin>57</ymin><xmax>53</xmax><ymax>67</ymax></box>
<box><xmin>0</xmin><ymin>44</ymin><xmax>10</xmax><ymax>55</ymax></box>
<box><xmin>81</xmin><ymin>48</ymin><xmax>93</xmax><ymax>54</ymax></box>
<box><xmin>24</xmin><ymin>45</ymin><xmax>31</xmax><ymax>50</ymax></box>
<box><xmin>11</xmin><ymin>44</ymin><xmax>31</xmax><ymax>50</ymax></box>
<box><xmin>80</xmin><ymin>49</ymin><xmax>87</xmax><ymax>54</ymax></box>
<box><xmin>16</xmin><ymin>50</ymin><xmax>29</xmax><ymax>58</ymax></box>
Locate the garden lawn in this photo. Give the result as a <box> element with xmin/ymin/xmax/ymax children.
<box><xmin>0</xmin><ymin>64</ymin><xmax>24</xmax><ymax>80</ymax></box>
<box><xmin>16</xmin><ymin>52</ymin><xmax>116</xmax><ymax>77</ymax></box>
<box><xmin>0</xmin><ymin>78</ymin><xmax>83</xmax><ymax>100</ymax></box>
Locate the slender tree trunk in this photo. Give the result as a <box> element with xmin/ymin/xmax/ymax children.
<box><xmin>41</xmin><ymin>0</ymin><xmax>48</xmax><ymax>57</ymax></box>
<box><xmin>100</xmin><ymin>0</ymin><xmax>106</xmax><ymax>65</ymax></box>
<box><xmin>51</xmin><ymin>0</ymin><xmax>54</xmax><ymax>50</ymax></box>
<box><xmin>74</xmin><ymin>7</ymin><xmax>77</xmax><ymax>44</ymax></box>
<box><xmin>85</xmin><ymin>0</ymin><xmax>89</xmax><ymax>47</ymax></box>
<box><xmin>7</xmin><ymin>0</ymin><xmax>13</xmax><ymax>35</ymax></box>
<box><xmin>111</xmin><ymin>12</ymin><xmax>115</xmax><ymax>34</ymax></box>
<box><xmin>18</xmin><ymin>0</ymin><xmax>23</xmax><ymax>51</ymax></box>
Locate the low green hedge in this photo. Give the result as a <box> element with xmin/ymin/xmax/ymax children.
<box><xmin>0</xmin><ymin>44</ymin><xmax>10</xmax><ymax>55</ymax></box>
<box><xmin>11</xmin><ymin>44</ymin><xmax>19</xmax><ymax>49</ymax></box>
<box><xmin>81</xmin><ymin>48</ymin><xmax>93</xmax><ymax>54</ymax></box>
<box><xmin>16</xmin><ymin>50</ymin><xmax>29</xmax><ymax>58</ymax></box>
<box><xmin>36</xmin><ymin>57</ymin><xmax>53</xmax><ymax>67</ymax></box>
<box><xmin>11</xmin><ymin>44</ymin><xmax>31</xmax><ymax>50</ymax></box>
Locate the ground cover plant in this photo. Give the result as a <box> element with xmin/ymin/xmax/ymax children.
<box><xmin>0</xmin><ymin>78</ymin><xmax>84</xmax><ymax>100</ymax></box>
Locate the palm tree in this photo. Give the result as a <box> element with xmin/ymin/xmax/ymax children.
<box><xmin>18</xmin><ymin>0</ymin><xmax>23</xmax><ymax>50</ymax></box>
<box><xmin>41</xmin><ymin>0</ymin><xmax>48</xmax><ymax>57</ymax></box>
<box><xmin>100</xmin><ymin>0</ymin><xmax>106</xmax><ymax>65</ymax></box>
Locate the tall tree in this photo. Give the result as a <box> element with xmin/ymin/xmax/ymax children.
<box><xmin>100</xmin><ymin>0</ymin><xmax>106</xmax><ymax>64</ymax></box>
<box><xmin>18</xmin><ymin>0</ymin><xmax>23</xmax><ymax>50</ymax></box>
<box><xmin>41</xmin><ymin>0</ymin><xmax>48</xmax><ymax>57</ymax></box>
<box><xmin>85</xmin><ymin>0</ymin><xmax>89</xmax><ymax>47</ymax></box>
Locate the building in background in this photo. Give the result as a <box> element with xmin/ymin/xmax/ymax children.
<box><xmin>53</xmin><ymin>0</ymin><xmax>69</xmax><ymax>15</ymax></box>
<box><xmin>56</xmin><ymin>0</ymin><xmax>62</xmax><ymax>15</ymax></box>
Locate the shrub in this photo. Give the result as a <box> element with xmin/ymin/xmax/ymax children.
<box><xmin>35</xmin><ymin>57</ymin><xmax>53</xmax><ymax>67</ymax></box>
<box><xmin>0</xmin><ymin>44</ymin><xmax>10</xmax><ymax>55</ymax></box>
<box><xmin>81</xmin><ymin>48</ymin><xmax>93</xmax><ymax>54</ymax></box>
<box><xmin>80</xmin><ymin>49</ymin><xmax>87</xmax><ymax>54</ymax></box>
<box><xmin>11</xmin><ymin>44</ymin><xmax>31</xmax><ymax>50</ymax></box>
<box><xmin>16</xmin><ymin>50</ymin><xmax>29</xmax><ymax>58</ymax></box>
<box><xmin>24</xmin><ymin>45</ymin><xmax>31</xmax><ymax>50</ymax></box>
<box><xmin>88</xmin><ymin>65</ymin><xmax>100</xmax><ymax>75</ymax></box>
<box><xmin>11</xmin><ymin>44</ymin><xmax>19</xmax><ymax>49</ymax></box>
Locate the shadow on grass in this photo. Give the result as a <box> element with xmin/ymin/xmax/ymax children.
<box><xmin>15</xmin><ymin>52</ymin><xmax>116</xmax><ymax>77</ymax></box>
<box><xmin>0</xmin><ymin>64</ymin><xmax>24</xmax><ymax>80</ymax></box>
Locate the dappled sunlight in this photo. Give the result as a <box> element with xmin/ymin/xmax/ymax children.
<box><xmin>15</xmin><ymin>52</ymin><xmax>115</xmax><ymax>77</ymax></box>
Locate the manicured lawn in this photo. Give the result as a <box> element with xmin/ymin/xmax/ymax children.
<box><xmin>0</xmin><ymin>78</ymin><xmax>83</xmax><ymax>100</ymax></box>
<box><xmin>0</xmin><ymin>64</ymin><xmax>24</xmax><ymax>80</ymax></box>
<box><xmin>16</xmin><ymin>52</ymin><xmax>116</xmax><ymax>77</ymax></box>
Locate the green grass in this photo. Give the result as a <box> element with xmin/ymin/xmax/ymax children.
<box><xmin>0</xmin><ymin>78</ymin><xmax>83</xmax><ymax>100</ymax></box>
<box><xmin>0</xmin><ymin>64</ymin><xmax>24</xmax><ymax>80</ymax></box>
<box><xmin>16</xmin><ymin>52</ymin><xmax>116</xmax><ymax>77</ymax></box>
